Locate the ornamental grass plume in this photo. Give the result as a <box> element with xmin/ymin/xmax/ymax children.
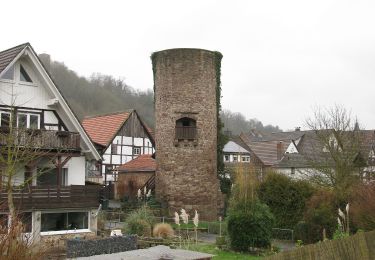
<box><xmin>338</xmin><ymin>204</ymin><xmax>350</xmax><ymax>234</ymax></box>
<box><xmin>144</xmin><ymin>186</ymin><xmax>147</xmax><ymax>196</ymax></box>
<box><xmin>180</xmin><ymin>209</ymin><xmax>190</xmax><ymax>247</ymax></box>
<box><xmin>174</xmin><ymin>212</ymin><xmax>180</xmax><ymax>226</ymax></box>
<box><xmin>174</xmin><ymin>211</ymin><xmax>181</xmax><ymax>247</ymax></box>
<box><xmin>146</xmin><ymin>189</ymin><xmax>152</xmax><ymax>198</ymax></box>
<box><xmin>193</xmin><ymin>210</ymin><xmax>199</xmax><ymax>227</ymax></box>
<box><xmin>180</xmin><ymin>209</ymin><xmax>189</xmax><ymax>225</ymax></box>
<box><xmin>193</xmin><ymin>210</ymin><xmax>199</xmax><ymax>244</ymax></box>
<box><xmin>137</xmin><ymin>189</ymin><xmax>142</xmax><ymax>200</ymax></box>
<box><xmin>338</xmin><ymin>208</ymin><xmax>346</xmax><ymax>220</ymax></box>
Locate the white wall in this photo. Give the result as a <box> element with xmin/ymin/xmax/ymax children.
<box><xmin>66</xmin><ymin>156</ymin><xmax>86</xmax><ymax>185</ymax></box>
<box><xmin>275</xmin><ymin>167</ymin><xmax>314</xmax><ymax>180</ymax></box>
<box><xmin>224</xmin><ymin>153</ymin><xmax>250</xmax><ymax>163</ymax></box>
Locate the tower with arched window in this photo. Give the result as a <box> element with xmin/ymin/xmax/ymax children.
<box><xmin>152</xmin><ymin>48</ymin><xmax>223</xmax><ymax>220</ymax></box>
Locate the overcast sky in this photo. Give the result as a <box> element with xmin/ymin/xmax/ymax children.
<box><xmin>2</xmin><ymin>0</ymin><xmax>375</xmax><ymax>130</ymax></box>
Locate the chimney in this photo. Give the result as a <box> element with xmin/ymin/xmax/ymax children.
<box><xmin>295</xmin><ymin>127</ymin><xmax>301</xmax><ymax>131</ymax></box>
<box><xmin>277</xmin><ymin>141</ymin><xmax>283</xmax><ymax>160</ymax></box>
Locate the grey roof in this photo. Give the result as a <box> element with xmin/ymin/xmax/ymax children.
<box><xmin>240</xmin><ymin>131</ymin><xmax>305</xmax><ymax>166</ymax></box>
<box><xmin>223</xmin><ymin>140</ymin><xmax>250</xmax><ymax>153</ymax></box>
<box><xmin>244</xmin><ymin>129</ymin><xmax>304</xmax><ymax>142</ymax></box>
<box><xmin>278</xmin><ymin>130</ymin><xmax>375</xmax><ymax>168</ymax></box>
<box><xmin>240</xmin><ymin>129</ymin><xmax>375</xmax><ymax>168</ymax></box>
<box><xmin>0</xmin><ymin>43</ymin><xmax>28</xmax><ymax>75</ymax></box>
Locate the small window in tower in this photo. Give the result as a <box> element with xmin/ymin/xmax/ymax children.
<box><xmin>175</xmin><ymin>117</ymin><xmax>197</xmax><ymax>140</ymax></box>
<box><xmin>20</xmin><ymin>65</ymin><xmax>33</xmax><ymax>83</ymax></box>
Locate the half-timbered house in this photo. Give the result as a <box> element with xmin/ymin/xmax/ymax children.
<box><xmin>0</xmin><ymin>43</ymin><xmax>102</xmax><ymax>241</ymax></box>
<box><xmin>82</xmin><ymin>110</ymin><xmax>155</xmax><ymax>184</ymax></box>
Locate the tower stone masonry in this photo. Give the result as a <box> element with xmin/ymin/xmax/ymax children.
<box><xmin>152</xmin><ymin>48</ymin><xmax>223</xmax><ymax>220</ymax></box>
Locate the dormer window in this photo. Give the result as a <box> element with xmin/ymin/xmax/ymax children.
<box><xmin>175</xmin><ymin>117</ymin><xmax>197</xmax><ymax>140</ymax></box>
<box><xmin>20</xmin><ymin>65</ymin><xmax>33</xmax><ymax>83</ymax></box>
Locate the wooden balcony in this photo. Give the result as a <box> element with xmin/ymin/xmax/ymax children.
<box><xmin>0</xmin><ymin>185</ymin><xmax>101</xmax><ymax>211</ymax></box>
<box><xmin>175</xmin><ymin>126</ymin><xmax>197</xmax><ymax>140</ymax></box>
<box><xmin>0</xmin><ymin>128</ymin><xmax>80</xmax><ymax>151</ymax></box>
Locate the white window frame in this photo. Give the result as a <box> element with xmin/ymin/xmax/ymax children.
<box><xmin>17</xmin><ymin>113</ymin><xmax>40</xmax><ymax>129</ymax></box>
<box><xmin>40</xmin><ymin>211</ymin><xmax>90</xmax><ymax>236</ymax></box>
<box><xmin>133</xmin><ymin>146</ymin><xmax>141</xmax><ymax>155</ymax></box>
<box><xmin>233</xmin><ymin>155</ymin><xmax>238</xmax><ymax>162</ymax></box>
<box><xmin>241</xmin><ymin>156</ymin><xmax>250</xmax><ymax>162</ymax></box>
<box><xmin>224</xmin><ymin>155</ymin><xmax>230</xmax><ymax>162</ymax></box>
<box><xmin>0</xmin><ymin>111</ymin><xmax>11</xmax><ymax>127</ymax></box>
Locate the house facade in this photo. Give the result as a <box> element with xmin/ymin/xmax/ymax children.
<box><xmin>239</xmin><ymin>129</ymin><xmax>375</xmax><ymax>181</ymax></box>
<box><xmin>82</xmin><ymin>110</ymin><xmax>155</xmax><ymax>184</ymax></box>
<box><xmin>223</xmin><ymin>138</ymin><xmax>251</xmax><ymax>164</ymax></box>
<box><xmin>0</xmin><ymin>43</ymin><xmax>101</xmax><ymax>242</ymax></box>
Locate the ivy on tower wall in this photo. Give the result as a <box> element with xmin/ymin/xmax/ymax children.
<box><xmin>214</xmin><ymin>52</ymin><xmax>229</xmax><ymax>194</ymax></box>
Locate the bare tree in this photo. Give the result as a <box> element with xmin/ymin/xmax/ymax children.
<box><xmin>305</xmin><ymin>105</ymin><xmax>365</xmax><ymax>201</ymax></box>
<box><xmin>0</xmin><ymin>88</ymin><xmax>64</xmax><ymax>220</ymax></box>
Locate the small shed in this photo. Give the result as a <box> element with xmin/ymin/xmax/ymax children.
<box><xmin>115</xmin><ymin>154</ymin><xmax>156</xmax><ymax>200</ymax></box>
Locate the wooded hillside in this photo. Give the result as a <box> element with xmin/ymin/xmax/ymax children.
<box><xmin>39</xmin><ymin>54</ymin><xmax>280</xmax><ymax>133</ymax></box>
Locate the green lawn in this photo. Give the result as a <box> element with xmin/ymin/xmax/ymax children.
<box><xmin>185</xmin><ymin>243</ymin><xmax>263</xmax><ymax>260</ymax></box>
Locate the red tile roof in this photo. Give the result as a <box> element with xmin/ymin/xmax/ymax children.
<box><xmin>117</xmin><ymin>154</ymin><xmax>156</xmax><ymax>172</ymax></box>
<box><xmin>82</xmin><ymin>111</ymin><xmax>131</xmax><ymax>147</ymax></box>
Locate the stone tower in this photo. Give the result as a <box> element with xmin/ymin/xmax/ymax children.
<box><xmin>152</xmin><ymin>48</ymin><xmax>223</xmax><ymax>220</ymax></box>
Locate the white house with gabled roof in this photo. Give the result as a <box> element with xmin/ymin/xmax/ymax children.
<box><xmin>0</xmin><ymin>43</ymin><xmax>102</xmax><ymax>241</ymax></box>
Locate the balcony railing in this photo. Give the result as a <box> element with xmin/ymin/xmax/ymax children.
<box><xmin>0</xmin><ymin>185</ymin><xmax>100</xmax><ymax>210</ymax></box>
<box><xmin>175</xmin><ymin>126</ymin><xmax>197</xmax><ymax>140</ymax></box>
<box><xmin>0</xmin><ymin>128</ymin><xmax>80</xmax><ymax>151</ymax></box>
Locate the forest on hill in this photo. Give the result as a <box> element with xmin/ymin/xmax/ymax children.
<box><xmin>39</xmin><ymin>54</ymin><xmax>281</xmax><ymax>134</ymax></box>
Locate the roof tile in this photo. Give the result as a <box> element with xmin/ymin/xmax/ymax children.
<box><xmin>0</xmin><ymin>43</ymin><xmax>28</xmax><ymax>74</ymax></box>
<box><xmin>82</xmin><ymin>111</ymin><xmax>131</xmax><ymax>147</ymax></box>
<box><xmin>117</xmin><ymin>154</ymin><xmax>156</xmax><ymax>172</ymax></box>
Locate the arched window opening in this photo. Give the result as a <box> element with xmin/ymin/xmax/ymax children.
<box><xmin>175</xmin><ymin>117</ymin><xmax>197</xmax><ymax>140</ymax></box>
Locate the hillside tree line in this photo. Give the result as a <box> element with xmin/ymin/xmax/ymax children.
<box><xmin>39</xmin><ymin>54</ymin><xmax>280</xmax><ymax>133</ymax></box>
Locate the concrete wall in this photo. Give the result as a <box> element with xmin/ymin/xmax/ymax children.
<box><xmin>153</xmin><ymin>48</ymin><xmax>223</xmax><ymax>220</ymax></box>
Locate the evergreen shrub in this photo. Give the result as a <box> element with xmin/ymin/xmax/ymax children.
<box><xmin>227</xmin><ymin>201</ymin><xmax>274</xmax><ymax>251</ymax></box>
<box><xmin>258</xmin><ymin>172</ymin><xmax>314</xmax><ymax>229</ymax></box>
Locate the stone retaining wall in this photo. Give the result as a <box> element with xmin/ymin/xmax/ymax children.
<box><xmin>66</xmin><ymin>235</ymin><xmax>137</xmax><ymax>258</ymax></box>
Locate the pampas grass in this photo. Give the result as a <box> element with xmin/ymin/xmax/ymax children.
<box><xmin>153</xmin><ymin>223</ymin><xmax>174</xmax><ymax>238</ymax></box>
<box><xmin>174</xmin><ymin>211</ymin><xmax>181</xmax><ymax>247</ymax></box>
<box><xmin>193</xmin><ymin>210</ymin><xmax>199</xmax><ymax>244</ymax></box>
